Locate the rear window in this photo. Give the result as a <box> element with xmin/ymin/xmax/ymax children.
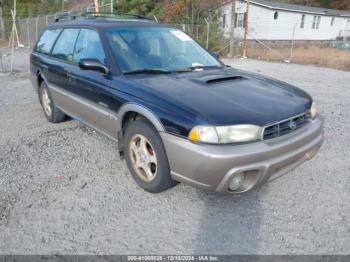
<box><xmin>35</xmin><ymin>29</ymin><xmax>61</xmax><ymax>55</ymax></box>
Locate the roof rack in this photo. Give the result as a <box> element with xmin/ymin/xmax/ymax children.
<box><xmin>54</xmin><ymin>12</ymin><xmax>154</xmax><ymax>23</ymax></box>
<box><xmin>54</xmin><ymin>12</ymin><xmax>80</xmax><ymax>23</ymax></box>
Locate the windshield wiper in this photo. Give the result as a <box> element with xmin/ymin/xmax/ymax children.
<box><xmin>124</xmin><ymin>68</ymin><xmax>172</xmax><ymax>75</ymax></box>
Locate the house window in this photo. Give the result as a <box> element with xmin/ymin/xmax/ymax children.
<box><xmin>331</xmin><ymin>17</ymin><xmax>335</xmax><ymax>26</ymax></box>
<box><xmin>316</xmin><ymin>16</ymin><xmax>321</xmax><ymax>29</ymax></box>
<box><xmin>223</xmin><ymin>14</ymin><xmax>226</xmax><ymax>28</ymax></box>
<box><xmin>312</xmin><ymin>16</ymin><xmax>321</xmax><ymax>29</ymax></box>
<box><xmin>234</xmin><ymin>13</ymin><xmax>246</xmax><ymax>28</ymax></box>
<box><xmin>274</xmin><ymin>11</ymin><xmax>279</xmax><ymax>20</ymax></box>
<box><xmin>312</xmin><ymin>16</ymin><xmax>317</xmax><ymax>29</ymax></box>
<box><xmin>301</xmin><ymin>14</ymin><xmax>305</xmax><ymax>28</ymax></box>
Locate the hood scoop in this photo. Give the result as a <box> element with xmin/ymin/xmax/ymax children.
<box><xmin>206</xmin><ymin>75</ymin><xmax>246</xmax><ymax>84</ymax></box>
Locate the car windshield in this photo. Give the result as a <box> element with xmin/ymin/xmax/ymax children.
<box><xmin>105</xmin><ymin>27</ymin><xmax>222</xmax><ymax>73</ymax></box>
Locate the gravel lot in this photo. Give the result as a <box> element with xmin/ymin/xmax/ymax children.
<box><xmin>0</xmin><ymin>49</ymin><xmax>350</xmax><ymax>255</ymax></box>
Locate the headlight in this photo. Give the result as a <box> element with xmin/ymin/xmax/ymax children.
<box><xmin>310</xmin><ymin>102</ymin><xmax>317</xmax><ymax>119</ymax></box>
<box><xmin>188</xmin><ymin>125</ymin><xmax>262</xmax><ymax>144</ymax></box>
<box><xmin>188</xmin><ymin>126</ymin><xmax>219</xmax><ymax>143</ymax></box>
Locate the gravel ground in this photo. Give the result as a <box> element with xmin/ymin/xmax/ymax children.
<box><xmin>0</xmin><ymin>49</ymin><xmax>350</xmax><ymax>255</ymax></box>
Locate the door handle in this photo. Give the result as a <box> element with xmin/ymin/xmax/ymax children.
<box><xmin>67</xmin><ymin>74</ymin><xmax>76</xmax><ymax>84</ymax></box>
<box><xmin>64</xmin><ymin>69</ymin><xmax>76</xmax><ymax>84</ymax></box>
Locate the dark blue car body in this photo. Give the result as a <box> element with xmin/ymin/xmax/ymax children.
<box><xmin>30</xmin><ymin>18</ymin><xmax>312</xmax><ymax>138</ymax></box>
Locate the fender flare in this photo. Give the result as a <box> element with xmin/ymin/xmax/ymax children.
<box><xmin>116</xmin><ymin>103</ymin><xmax>165</xmax><ymax>133</ymax></box>
<box><xmin>116</xmin><ymin>103</ymin><xmax>166</xmax><ymax>157</ymax></box>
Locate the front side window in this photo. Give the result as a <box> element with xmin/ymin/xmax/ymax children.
<box><xmin>35</xmin><ymin>28</ymin><xmax>61</xmax><ymax>55</ymax></box>
<box><xmin>73</xmin><ymin>29</ymin><xmax>106</xmax><ymax>64</ymax></box>
<box><xmin>52</xmin><ymin>28</ymin><xmax>80</xmax><ymax>62</ymax></box>
<box><xmin>106</xmin><ymin>27</ymin><xmax>221</xmax><ymax>73</ymax></box>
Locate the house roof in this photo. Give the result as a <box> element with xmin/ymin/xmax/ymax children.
<box><xmin>224</xmin><ymin>0</ymin><xmax>350</xmax><ymax>18</ymax></box>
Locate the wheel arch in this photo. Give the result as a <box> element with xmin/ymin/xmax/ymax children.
<box><xmin>117</xmin><ymin>103</ymin><xmax>165</xmax><ymax>158</ymax></box>
<box><xmin>117</xmin><ymin>103</ymin><xmax>165</xmax><ymax>133</ymax></box>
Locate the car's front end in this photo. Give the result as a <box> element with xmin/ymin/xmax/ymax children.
<box><xmin>124</xmin><ymin>65</ymin><xmax>324</xmax><ymax>193</ymax></box>
<box><xmin>161</xmin><ymin>111</ymin><xmax>323</xmax><ymax>193</ymax></box>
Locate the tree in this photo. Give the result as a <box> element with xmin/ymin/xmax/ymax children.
<box><xmin>330</xmin><ymin>0</ymin><xmax>350</xmax><ymax>10</ymax></box>
<box><xmin>280</xmin><ymin>0</ymin><xmax>350</xmax><ymax>10</ymax></box>
<box><xmin>114</xmin><ymin>0</ymin><xmax>162</xmax><ymax>16</ymax></box>
<box><xmin>0</xmin><ymin>0</ymin><xmax>5</xmax><ymax>40</ymax></box>
<box><xmin>162</xmin><ymin>0</ymin><xmax>222</xmax><ymax>22</ymax></box>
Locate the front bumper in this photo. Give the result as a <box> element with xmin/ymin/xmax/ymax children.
<box><xmin>161</xmin><ymin>115</ymin><xmax>324</xmax><ymax>193</ymax></box>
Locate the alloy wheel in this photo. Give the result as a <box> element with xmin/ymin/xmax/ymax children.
<box><xmin>129</xmin><ymin>134</ymin><xmax>158</xmax><ymax>182</ymax></box>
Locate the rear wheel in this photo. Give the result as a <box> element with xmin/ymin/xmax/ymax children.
<box><xmin>124</xmin><ymin>119</ymin><xmax>178</xmax><ymax>193</ymax></box>
<box><xmin>39</xmin><ymin>82</ymin><xmax>66</xmax><ymax>123</ymax></box>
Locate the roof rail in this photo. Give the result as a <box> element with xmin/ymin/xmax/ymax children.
<box><xmin>82</xmin><ymin>12</ymin><xmax>153</xmax><ymax>20</ymax></box>
<box><xmin>54</xmin><ymin>11</ymin><xmax>81</xmax><ymax>22</ymax></box>
<box><xmin>54</xmin><ymin>12</ymin><xmax>155</xmax><ymax>23</ymax></box>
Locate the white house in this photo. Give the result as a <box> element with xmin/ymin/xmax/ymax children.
<box><xmin>221</xmin><ymin>0</ymin><xmax>350</xmax><ymax>41</ymax></box>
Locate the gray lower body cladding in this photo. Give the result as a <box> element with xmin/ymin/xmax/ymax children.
<box><xmin>161</xmin><ymin>115</ymin><xmax>324</xmax><ymax>193</ymax></box>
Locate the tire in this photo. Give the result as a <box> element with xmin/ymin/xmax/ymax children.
<box><xmin>38</xmin><ymin>82</ymin><xmax>66</xmax><ymax>123</ymax></box>
<box><xmin>124</xmin><ymin>119</ymin><xmax>178</xmax><ymax>193</ymax></box>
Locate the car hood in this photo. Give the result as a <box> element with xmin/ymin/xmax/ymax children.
<box><xmin>128</xmin><ymin>67</ymin><xmax>312</xmax><ymax>126</ymax></box>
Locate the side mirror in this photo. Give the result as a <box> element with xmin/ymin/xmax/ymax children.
<box><xmin>79</xmin><ymin>59</ymin><xmax>109</xmax><ymax>74</ymax></box>
<box><xmin>211</xmin><ymin>51</ymin><xmax>220</xmax><ymax>59</ymax></box>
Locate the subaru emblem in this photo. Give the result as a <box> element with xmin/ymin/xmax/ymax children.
<box><xmin>289</xmin><ymin>120</ymin><xmax>297</xmax><ymax>130</ymax></box>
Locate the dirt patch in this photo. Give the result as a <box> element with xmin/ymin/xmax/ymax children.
<box><xmin>246</xmin><ymin>46</ymin><xmax>350</xmax><ymax>71</ymax></box>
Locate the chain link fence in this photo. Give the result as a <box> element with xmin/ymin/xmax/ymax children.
<box><xmin>3</xmin><ymin>15</ymin><xmax>57</xmax><ymax>48</ymax></box>
<box><xmin>1</xmin><ymin>4</ymin><xmax>349</xmax><ymax>72</ymax></box>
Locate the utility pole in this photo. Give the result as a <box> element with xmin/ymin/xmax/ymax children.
<box><xmin>242</xmin><ymin>0</ymin><xmax>250</xmax><ymax>58</ymax></box>
<box><xmin>94</xmin><ymin>0</ymin><xmax>99</xmax><ymax>13</ymax></box>
<box><xmin>110</xmin><ymin>0</ymin><xmax>113</xmax><ymax>13</ymax></box>
<box><xmin>229</xmin><ymin>0</ymin><xmax>236</xmax><ymax>58</ymax></box>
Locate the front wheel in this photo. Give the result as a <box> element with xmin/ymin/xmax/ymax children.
<box><xmin>124</xmin><ymin>119</ymin><xmax>178</xmax><ymax>193</ymax></box>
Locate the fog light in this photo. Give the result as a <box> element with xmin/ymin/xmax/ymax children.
<box><xmin>229</xmin><ymin>172</ymin><xmax>245</xmax><ymax>191</ymax></box>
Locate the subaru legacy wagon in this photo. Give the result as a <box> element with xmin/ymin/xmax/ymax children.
<box><xmin>30</xmin><ymin>13</ymin><xmax>324</xmax><ymax>194</ymax></box>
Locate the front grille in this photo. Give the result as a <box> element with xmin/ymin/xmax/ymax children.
<box><xmin>263</xmin><ymin>113</ymin><xmax>311</xmax><ymax>140</ymax></box>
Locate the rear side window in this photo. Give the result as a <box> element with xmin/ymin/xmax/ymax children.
<box><xmin>73</xmin><ymin>29</ymin><xmax>106</xmax><ymax>64</ymax></box>
<box><xmin>35</xmin><ymin>29</ymin><xmax>61</xmax><ymax>55</ymax></box>
<box><xmin>52</xmin><ymin>28</ymin><xmax>80</xmax><ymax>62</ymax></box>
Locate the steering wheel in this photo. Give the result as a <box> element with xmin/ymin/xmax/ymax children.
<box><xmin>167</xmin><ymin>53</ymin><xmax>186</xmax><ymax>66</ymax></box>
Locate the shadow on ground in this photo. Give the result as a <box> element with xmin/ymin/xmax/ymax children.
<box><xmin>194</xmin><ymin>188</ymin><xmax>266</xmax><ymax>254</ymax></box>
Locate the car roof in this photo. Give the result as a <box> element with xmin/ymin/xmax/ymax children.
<box><xmin>47</xmin><ymin>16</ymin><xmax>166</xmax><ymax>30</ymax></box>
